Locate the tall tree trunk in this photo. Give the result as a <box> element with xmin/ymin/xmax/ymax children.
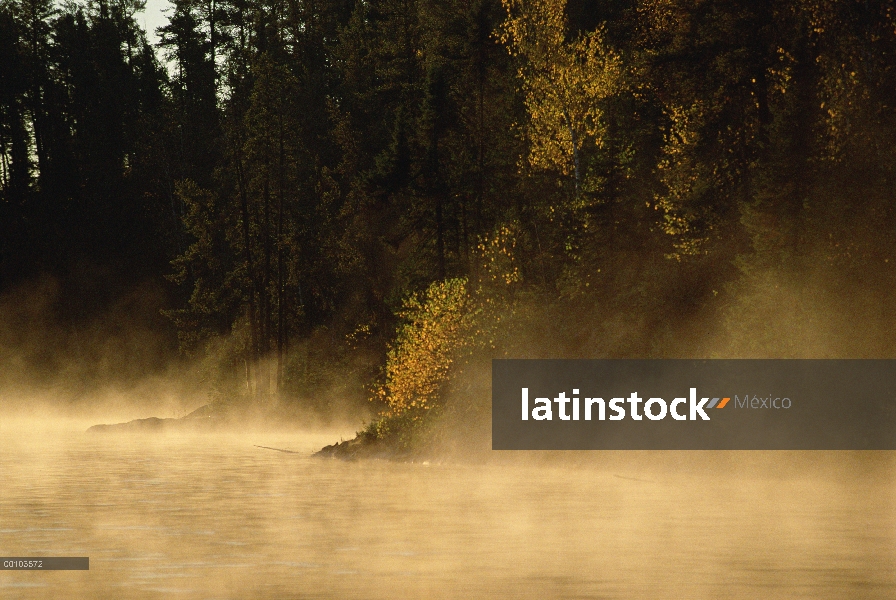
<box><xmin>276</xmin><ymin>115</ymin><xmax>285</xmax><ymax>397</ymax></box>
<box><xmin>436</xmin><ymin>190</ymin><xmax>445</xmax><ymax>280</ymax></box>
<box><xmin>565</xmin><ymin>114</ymin><xmax>581</xmax><ymax>197</ymax></box>
<box><xmin>8</xmin><ymin>99</ymin><xmax>30</xmax><ymax>200</ymax></box>
<box><xmin>475</xmin><ymin>2</ymin><xmax>486</xmax><ymax>246</ymax></box>
<box><xmin>234</xmin><ymin>142</ymin><xmax>259</xmax><ymax>399</ymax></box>
<box><xmin>261</xmin><ymin>176</ymin><xmax>272</xmax><ymax>400</ymax></box>
<box><xmin>27</xmin><ymin>8</ymin><xmax>46</xmax><ymax>181</ymax></box>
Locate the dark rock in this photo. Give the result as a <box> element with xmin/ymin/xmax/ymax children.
<box><xmin>313</xmin><ymin>431</ymin><xmax>401</xmax><ymax>461</ymax></box>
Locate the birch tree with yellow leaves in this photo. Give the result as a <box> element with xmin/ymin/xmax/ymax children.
<box><xmin>499</xmin><ymin>0</ymin><xmax>623</xmax><ymax>195</ymax></box>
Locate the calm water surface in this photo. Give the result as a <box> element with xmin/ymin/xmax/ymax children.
<box><xmin>1</xmin><ymin>422</ymin><xmax>894</xmax><ymax>599</ymax></box>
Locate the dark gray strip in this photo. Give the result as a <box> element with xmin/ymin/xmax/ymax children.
<box><xmin>1</xmin><ymin>557</ymin><xmax>88</xmax><ymax>570</ymax></box>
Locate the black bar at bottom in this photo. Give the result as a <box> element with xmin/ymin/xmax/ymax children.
<box><xmin>1</xmin><ymin>557</ymin><xmax>89</xmax><ymax>570</ymax></box>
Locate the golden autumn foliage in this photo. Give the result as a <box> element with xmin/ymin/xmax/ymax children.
<box><xmin>654</xmin><ymin>102</ymin><xmax>712</xmax><ymax>258</ymax></box>
<box><xmin>499</xmin><ymin>0</ymin><xmax>622</xmax><ymax>190</ymax></box>
<box><xmin>375</xmin><ymin>278</ymin><xmax>478</xmax><ymax>417</ymax></box>
<box><xmin>372</xmin><ymin>225</ymin><xmax>525</xmax><ymax>433</ymax></box>
<box><xmin>478</xmin><ymin>223</ymin><xmax>522</xmax><ymax>288</ymax></box>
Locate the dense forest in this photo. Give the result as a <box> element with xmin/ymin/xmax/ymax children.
<box><xmin>3</xmin><ymin>0</ymin><xmax>896</xmax><ymax>443</ymax></box>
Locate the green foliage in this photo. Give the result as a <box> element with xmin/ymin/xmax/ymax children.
<box><xmin>6</xmin><ymin>0</ymin><xmax>896</xmax><ymax>437</ymax></box>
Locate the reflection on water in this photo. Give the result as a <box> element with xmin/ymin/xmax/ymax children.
<box><xmin>1</xmin><ymin>424</ymin><xmax>894</xmax><ymax>599</ymax></box>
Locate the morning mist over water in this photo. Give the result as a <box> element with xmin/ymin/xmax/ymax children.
<box><xmin>2</xmin><ymin>421</ymin><xmax>895</xmax><ymax>599</ymax></box>
<box><xmin>2</xmin><ymin>0</ymin><xmax>896</xmax><ymax>596</ymax></box>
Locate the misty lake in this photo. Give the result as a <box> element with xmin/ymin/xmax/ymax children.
<box><xmin>1</xmin><ymin>423</ymin><xmax>894</xmax><ymax>599</ymax></box>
